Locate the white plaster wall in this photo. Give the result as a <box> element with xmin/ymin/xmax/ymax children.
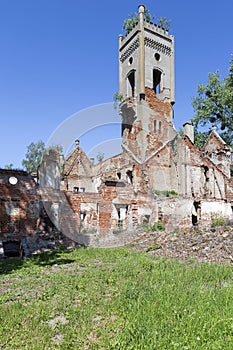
<box><xmin>80</xmin><ymin>203</ymin><xmax>97</xmax><ymax>212</ymax></box>
<box><xmin>213</xmin><ymin>171</ymin><xmax>225</xmax><ymax>199</ymax></box>
<box><xmin>201</xmin><ymin>201</ymin><xmax>232</xmax><ymax>220</ymax></box>
<box><xmin>158</xmin><ymin>198</ymin><xmax>193</xmax><ymax>231</ymax></box>
<box><xmin>153</xmin><ymin>167</ymin><xmax>171</xmax><ymax>191</ymax></box>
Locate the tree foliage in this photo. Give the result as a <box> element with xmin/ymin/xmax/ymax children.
<box><xmin>22</xmin><ymin>140</ymin><xmax>45</xmax><ymax>173</ymax></box>
<box><xmin>4</xmin><ymin>163</ymin><xmax>14</xmax><ymax>170</ymax></box>
<box><xmin>191</xmin><ymin>56</ymin><xmax>233</xmax><ymax>147</ymax></box>
<box><xmin>157</xmin><ymin>17</ymin><xmax>171</xmax><ymax>31</ymax></box>
<box><xmin>122</xmin><ymin>7</ymin><xmax>170</xmax><ymax>34</ymax></box>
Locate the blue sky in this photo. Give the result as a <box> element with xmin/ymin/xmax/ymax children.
<box><xmin>0</xmin><ymin>0</ymin><xmax>232</xmax><ymax>168</ymax></box>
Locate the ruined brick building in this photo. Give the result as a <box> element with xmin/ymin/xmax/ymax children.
<box><xmin>55</xmin><ymin>5</ymin><xmax>233</xmax><ymax>237</ymax></box>
<box><xmin>0</xmin><ymin>170</ymin><xmax>39</xmax><ymax>256</ymax></box>
<box><xmin>1</xmin><ymin>5</ymin><xmax>233</xmax><ymax>254</ymax></box>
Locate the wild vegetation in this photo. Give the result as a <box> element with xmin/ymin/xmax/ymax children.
<box><xmin>0</xmin><ymin>247</ymin><xmax>232</xmax><ymax>349</ymax></box>
<box><xmin>122</xmin><ymin>7</ymin><xmax>171</xmax><ymax>34</ymax></box>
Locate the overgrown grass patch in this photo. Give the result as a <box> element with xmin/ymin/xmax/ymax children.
<box><xmin>0</xmin><ymin>248</ymin><xmax>232</xmax><ymax>349</ymax></box>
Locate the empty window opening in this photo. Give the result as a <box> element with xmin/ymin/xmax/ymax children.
<box><xmin>127</xmin><ymin>70</ymin><xmax>135</xmax><ymax>97</ymax></box>
<box><xmin>192</xmin><ymin>201</ymin><xmax>201</xmax><ymax>226</ymax></box>
<box><xmin>80</xmin><ymin>212</ymin><xmax>86</xmax><ymax>222</ymax></box>
<box><xmin>122</xmin><ymin>123</ymin><xmax>132</xmax><ymax>135</ymax></box>
<box><xmin>9</xmin><ymin>176</ymin><xmax>18</xmax><ymax>185</ymax></box>
<box><xmin>117</xmin><ymin>209</ymin><xmax>123</xmax><ymax>229</ymax></box>
<box><xmin>117</xmin><ymin>172</ymin><xmax>121</xmax><ymax>179</ymax></box>
<box><xmin>73</xmin><ymin>187</ymin><xmax>79</xmax><ymax>192</ymax></box>
<box><xmin>154</xmin><ymin>53</ymin><xmax>161</xmax><ymax>61</ymax></box>
<box><xmin>79</xmin><ymin>187</ymin><xmax>85</xmax><ymax>193</ymax></box>
<box><xmin>153</xmin><ymin>69</ymin><xmax>162</xmax><ymax>95</ymax></box>
<box><xmin>203</xmin><ymin>166</ymin><xmax>209</xmax><ymax>181</ymax></box>
<box><xmin>154</xmin><ymin>120</ymin><xmax>162</xmax><ymax>133</ymax></box>
<box><xmin>116</xmin><ymin>205</ymin><xmax>128</xmax><ymax>229</ymax></box>
<box><xmin>143</xmin><ymin>215</ymin><xmax>150</xmax><ymax>224</ymax></box>
<box><xmin>126</xmin><ymin>170</ymin><xmax>133</xmax><ymax>184</ymax></box>
<box><xmin>3</xmin><ymin>240</ymin><xmax>22</xmax><ymax>258</ymax></box>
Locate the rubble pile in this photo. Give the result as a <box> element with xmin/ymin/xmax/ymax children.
<box><xmin>129</xmin><ymin>226</ymin><xmax>233</xmax><ymax>265</ymax></box>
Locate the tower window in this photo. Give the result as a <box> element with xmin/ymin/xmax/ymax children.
<box><xmin>154</xmin><ymin>120</ymin><xmax>162</xmax><ymax>133</ymax></box>
<box><xmin>126</xmin><ymin>170</ymin><xmax>133</xmax><ymax>184</ymax></box>
<box><xmin>159</xmin><ymin>121</ymin><xmax>162</xmax><ymax>132</ymax></box>
<box><xmin>122</xmin><ymin>123</ymin><xmax>132</xmax><ymax>135</ymax></box>
<box><xmin>154</xmin><ymin>53</ymin><xmax>161</xmax><ymax>61</ymax></box>
<box><xmin>153</xmin><ymin>69</ymin><xmax>162</xmax><ymax>95</ymax></box>
<box><xmin>127</xmin><ymin>70</ymin><xmax>135</xmax><ymax>97</ymax></box>
<box><xmin>128</xmin><ymin>57</ymin><xmax>133</xmax><ymax>65</ymax></box>
<box><xmin>80</xmin><ymin>212</ymin><xmax>86</xmax><ymax>222</ymax></box>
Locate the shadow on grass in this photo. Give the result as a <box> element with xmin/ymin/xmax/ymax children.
<box><xmin>33</xmin><ymin>249</ymin><xmax>76</xmax><ymax>267</ymax></box>
<box><xmin>0</xmin><ymin>257</ymin><xmax>24</xmax><ymax>275</ymax></box>
<box><xmin>0</xmin><ymin>249</ymin><xmax>77</xmax><ymax>275</ymax></box>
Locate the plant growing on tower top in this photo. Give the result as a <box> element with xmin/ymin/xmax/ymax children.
<box><xmin>122</xmin><ymin>6</ymin><xmax>170</xmax><ymax>35</ymax></box>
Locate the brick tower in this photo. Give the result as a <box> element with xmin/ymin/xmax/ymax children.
<box><xmin>118</xmin><ymin>5</ymin><xmax>176</xmax><ymax>163</ymax></box>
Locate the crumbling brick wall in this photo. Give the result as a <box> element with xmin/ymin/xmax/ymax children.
<box><xmin>0</xmin><ymin>169</ymin><xmax>39</xmax><ymax>239</ymax></box>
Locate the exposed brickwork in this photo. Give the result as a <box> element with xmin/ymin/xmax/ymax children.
<box><xmin>145</xmin><ymin>87</ymin><xmax>173</xmax><ymax>120</ymax></box>
<box><xmin>1</xmin><ymin>5</ymin><xmax>233</xmax><ymax>251</ymax></box>
<box><xmin>0</xmin><ymin>170</ymin><xmax>38</xmax><ymax>238</ymax></box>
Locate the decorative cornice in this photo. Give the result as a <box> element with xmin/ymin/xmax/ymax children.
<box><xmin>145</xmin><ymin>37</ymin><xmax>171</xmax><ymax>56</ymax></box>
<box><xmin>120</xmin><ymin>37</ymin><xmax>139</xmax><ymax>63</ymax></box>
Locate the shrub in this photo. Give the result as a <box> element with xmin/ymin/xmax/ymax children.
<box><xmin>151</xmin><ymin>220</ymin><xmax>165</xmax><ymax>232</ymax></box>
<box><xmin>154</xmin><ymin>190</ymin><xmax>178</xmax><ymax>197</ymax></box>
<box><xmin>137</xmin><ymin>222</ymin><xmax>151</xmax><ymax>231</ymax></box>
<box><xmin>113</xmin><ymin>92</ymin><xmax>124</xmax><ymax>111</ymax></box>
<box><xmin>211</xmin><ymin>213</ymin><xmax>226</xmax><ymax>227</ymax></box>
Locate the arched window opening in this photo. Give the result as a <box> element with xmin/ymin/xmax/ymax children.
<box><xmin>127</xmin><ymin>70</ymin><xmax>135</xmax><ymax>97</ymax></box>
<box><xmin>126</xmin><ymin>170</ymin><xmax>133</xmax><ymax>184</ymax></box>
<box><xmin>153</xmin><ymin>69</ymin><xmax>162</xmax><ymax>95</ymax></box>
<box><xmin>154</xmin><ymin>120</ymin><xmax>162</xmax><ymax>133</ymax></box>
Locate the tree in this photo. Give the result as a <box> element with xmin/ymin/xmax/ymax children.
<box><xmin>191</xmin><ymin>56</ymin><xmax>233</xmax><ymax>147</ymax></box>
<box><xmin>22</xmin><ymin>140</ymin><xmax>45</xmax><ymax>173</ymax></box>
<box><xmin>4</xmin><ymin>163</ymin><xmax>14</xmax><ymax>170</ymax></box>
<box><xmin>193</xmin><ymin>129</ymin><xmax>209</xmax><ymax>150</ymax></box>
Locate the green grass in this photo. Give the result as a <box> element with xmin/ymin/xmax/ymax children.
<box><xmin>0</xmin><ymin>248</ymin><xmax>232</xmax><ymax>349</ymax></box>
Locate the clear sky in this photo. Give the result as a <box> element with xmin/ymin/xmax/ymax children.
<box><xmin>0</xmin><ymin>0</ymin><xmax>232</xmax><ymax>169</ymax></box>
